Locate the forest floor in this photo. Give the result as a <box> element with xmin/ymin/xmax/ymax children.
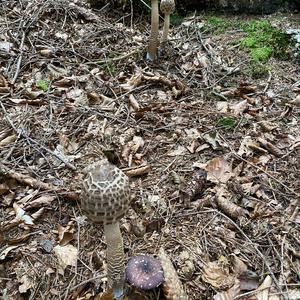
<box><xmin>0</xmin><ymin>1</ymin><xmax>300</xmax><ymax>299</ymax></box>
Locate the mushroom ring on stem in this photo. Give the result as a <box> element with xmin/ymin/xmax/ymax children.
<box><xmin>81</xmin><ymin>159</ymin><xmax>130</xmax><ymax>299</ymax></box>
<box><xmin>147</xmin><ymin>0</ymin><xmax>159</xmax><ymax>61</ymax></box>
<box><xmin>160</xmin><ymin>0</ymin><xmax>175</xmax><ymax>45</ymax></box>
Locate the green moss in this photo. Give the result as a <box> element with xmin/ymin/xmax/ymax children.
<box><xmin>240</xmin><ymin>20</ymin><xmax>293</xmax><ymax>61</ymax></box>
<box><xmin>203</xmin><ymin>16</ymin><xmax>241</xmax><ymax>34</ymax></box>
<box><xmin>36</xmin><ymin>80</ymin><xmax>49</xmax><ymax>92</ymax></box>
<box><xmin>217</xmin><ymin>116</ymin><xmax>236</xmax><ymax>130</ymax></box>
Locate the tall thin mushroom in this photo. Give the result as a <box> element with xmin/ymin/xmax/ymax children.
<box><xmin>147</xmin><ymin>0</ymin><xmax>159</xmax><ymax>61</ymax></box>
<box><xmin>160</xmin><ymin>0</ymin><xmax>175</xmax><ymax>46</ymax></box>
<box><xmin>81</xmin><ymin>159</ymin><xmax>130</xmax><ymax>299</ymax></box>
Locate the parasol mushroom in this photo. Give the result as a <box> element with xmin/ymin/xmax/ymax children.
<box><xmin>81</xmin><ymin>159</ymin><xmax>130</xmax><ymax>299</ymax></box>
<box><xmin>147</xmin><ymin>0</ymin><xmax>159</xmax><ymax>61</ymax></box>
<box><xmin>160</xmin><ymin>0</ymin><xmax>175</xmax><ymax>45</ymax></box>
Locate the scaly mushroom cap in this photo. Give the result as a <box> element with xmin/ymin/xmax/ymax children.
<box><xmin>160</xmin><ymin>0</ymin><xmax>175</xmax><ymax>15</ymax></box>
<box><xmin>81</xmin><ymin>159</ymin><xmax>130</xmax><ymax>224</ymax></box>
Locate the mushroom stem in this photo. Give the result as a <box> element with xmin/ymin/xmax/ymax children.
<box><xmin>162</xmin><ymin>13</ymin><xmax>171</xmax><ymax>45</ymax></box>
<box><xmin>104</xmin><ymin>222</ymin><xmax>125</xmax><ymax>299</ymax></box>
<box><xmin>147</xmin><ymin>0</ymin><xmax>159</xmax><ymax>61</ymax></box>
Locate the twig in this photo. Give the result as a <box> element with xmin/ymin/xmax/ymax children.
<box><xmin>69</xmin><ymin>274</ymin><xmax>106</xmax><ymax>292</ymax></box>
<box><xmin>12</xmin><ymin>31</ymin><xmax>26</xmax><ymax>84</ymax></box>
<box><xmin>176</xmin><ymin>209</ymin><xmax>287</xmax><ymax>299</ymax></box>
<box><xmin>0</xmin><ymin>99</ymin><xmax>77</xmax><ymax>171</ymax></box>
<box><xmin>85</xmin><ymin>49</ymin><xmax>141</xmax><ymax>65</ymax></box>
<box><xmin>219</xmin><ymin>134</ymin><xmax>299</xmax><ymax>197</ymax></box>
<box><xmin>0</xmin><ymin>163</ymin><xmax>79</xmax><ymax>201</ymax></box>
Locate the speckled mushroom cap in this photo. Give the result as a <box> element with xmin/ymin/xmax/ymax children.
<box><xmin>160</xmin><ymin>0</ymin><xmax>175</xmax><ymax>14</ymax></box>
<box><xmin>81</xmin><ymin>159</ymin><xmax>130</xmax><ymax>224</ymax></box>
<box><xmin>126</xmin><ymin>255</ymin><xmax>164</xmax><ymax>290</ymax></box>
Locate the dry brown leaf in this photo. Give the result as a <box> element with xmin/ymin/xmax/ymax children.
<box><xmin>256</xmin><ymin>275</ymin><xmax>280</xmax><ymax>300</ymax></box>
<box><xmin>216</xmin><ymin>186</ymin><xmax>248</xmax><ymax>219</ymax></box>
<box><xmin>24</xmin><ymin>195</ymin><xmax>55</xmax><ymax>209</ymax></box>
<box><xmin>120</xmin><ymin>71</ymin><xmax>143</xmax><ymax>91</ymax></box>
<box><xmin>203</xmin><ymin>133</ymin><xmax>228</xmax><ymax>150</ymax></box>
<box><xmin>53</xmin><ymin>244</ymin><xmax>78</xmax><ymax>274</ymax></box>
<box><xmin>125</xmin><ymin>165</ymin><xmax>150</xmax><ymax>177</ymax></box>
<box><xmin>290</xmin><ymin>94</ymin><xmax>300</xmax><ymax>107</ymax></box>
<box><xmin>0</xmin><ymin>183</ymin><xmax>9</xmax><ymax>195</ymax></box>
<box><xmin>128</xmin><ymin>94</ymin><xmax>140</xmax><ymax>111</ymax></box>
<box><xmin>0</xmin><ymin>245</ymin><xmax>19</xmax><ymax>260</ymax></box>
<box><xmin>58</xmin><ymin>223</ymin><xmax>75</xmax><ymax>246</ymax></box>
<box><xmin>213</xmin><ymin>280</ymin><xmax>240</xmax><ymax>300</ymax></box>
<box><xmin>230</xmin><ymin>100</ymin><xmax>249</xmax><ymax>115</ymax></box>
<box><xmin>167</xmin><ymin>145</ymin><xmax>187</xmax><ymax>157</ymax></box>
<box><xmin>0</xmin><ymin>134</ymin><xmax>17</xmax><ymax>147</ymax></box>
<box><xmin>13</xmin><ymin>203</ymin><xmax>34</xmax><ymax>225</ymax></box>
<box><xmin>203</xmin><ymin>156</ymin><xmax>233</xmax><ymax>184</ymax></box>
<box><xmin>18</xmin><ymin>274</ymin><xmax>33</xmax><ymax>293</ymax></box>
<box><xmin>257</xmin><ymin>137</ymin><xmax>283</xmax><ymax>157</ymax></box>
<box><xmin>58</xmin><ymin>133</ymin><xmax>79</xmax><ymax>153</ymax></box>
<box><xmin>202</xmin><ymin>261</ymin><xmax>235</xmax><ymax>289</ymax></box>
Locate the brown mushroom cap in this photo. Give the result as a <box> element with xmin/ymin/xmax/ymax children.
<box><xmin>160</xmin><ymin>0</ymin><xmax>175</xmax><ymax>15</ymax></box>
<box><xmin>81</xmin><ymin>159</ymin><xmax>130</xmax><ymax>224</ymax></box>
<box><xmin>126</xmin><ymin>255</ymin><xmax>164</xmax><ymax>290</ymax></box>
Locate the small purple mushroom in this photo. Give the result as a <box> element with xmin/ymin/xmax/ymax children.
<box><xmin>126</xmin><ymin>255</ymin><xmax>164</xmax><ymax>290</ymax></box>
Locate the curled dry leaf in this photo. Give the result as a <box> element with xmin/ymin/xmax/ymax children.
<box><xmin>0</xmin><ymin>245</ymin><xmax>20</xmax><ymax>260</ymax></box>
<box><xmin>216</xmin><ymin>186</ymin><xmax>248</xmax><ymax>219</ymax></box>
<box><xmin>24</xmin><ymin>195</ymin><xmax>55</xmax><ymax>210</ymax></box>
<box><xmin>256</xmin><ymin>275</ymin><xmax>280</xmax><ymax>300</ymax></box>
<box><xmin>202</xmin><ymin>260</ymin><xmax>235</xmax><ymax>290</ymax></box>
<box><xmin>13</xmin><ymin>203</ymin><xmax>34</xmax><ymax>225</ymax></box>
<box><xmin>290</xmin><ymin>94</ymin><xmax>300</xmax><ymax>107</ymax></box>
<box><xmin>230</xmin><ymin>100</ymin><xmax>249</xmax><ymax>115</ymax></box>
<box><xmin>57</xmin><ymin>223</ymin><xmax>75</xmax><ymax>246</ymax></box>
<box><xmin>128</xmin><ymin>94</ymin><xmax>140</xmax><ymax>111</ymax></box>
<box><xmin>257</xmin><ymin>137</ymin><xmax>283</xmax><ymax>157</ymax></box>
<box><xmin>0</xmin><ymin>134</ymin><xmax>17</xmax><ymax>147</ymax></box>
<box><xmin>125</xmin><ymin>165</ymin><xmax>150</xmax><ymax>177</ymax></box>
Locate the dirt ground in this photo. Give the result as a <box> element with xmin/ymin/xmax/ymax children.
<box><xmin>0</xmin><ymin>1</ymin><xmax>299</xmax><ymax>299</ymax></box>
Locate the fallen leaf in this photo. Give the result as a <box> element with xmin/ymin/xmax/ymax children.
<box><xmin>256</xmin><ymin>275</ymin><xmax>280</xmax><ymax>300</ymax></box>
<box><xmin>204</xmin><ymin>156</ymin><xmax>233</xmax><ymax>184</ymax></box>
<box><xmin>13</xmin><ymin>203</ymin><xmax>34</xmax><ymax>225</ymax></box>
<box><xmin>0</xmin><ymin>134</ymin><xmax>17</xmax><ymax>147</ymax></box>
<box><xmin>53</xmin><ymin>244</ymin><xmax>78</xmax><ymax>274</ymax></box>
<box><xmin>0</xmin><ymin>245</ymin><xmax>20</xmax><ymax>260</ymax></box>
<box><xmin>203</xmin><ymin>132</ymin><xmax>228</xmax><ymax>150</ymax></box>
<box><xmin>58</xmin><ymin>223</ymin><xmax>75</xmax><ymax>246</ymax></box>
<box><xmin>202</xmin><ymin>261</ymin><xmax>235</xmax><ymax>289</ymax></box>
<box><xmin>167</xmin><ymin>145</ymin><xmax>187</xmax><ymax>157</ymax></box>
<box><xmin>213</xmin><ymin>280</ymin><xmax>240</xmax><ymax>300</ymax></box>
<box><xmin>216</xmin><ymin>186</ymin><xmax>248</xmax><ymax>219</ymax></box>
<box><xmin>19</xmin><ymin>274</ymin><xmax>33</xmax><ymax>293</ymax></box>
<box><xmin>24</xmin><ymin>195</ymin><xmax>55</xmax><ymax>209</ymax></box>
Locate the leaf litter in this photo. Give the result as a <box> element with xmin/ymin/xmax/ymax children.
<box><xmin>0</xmin><ymin>1</ymin><xmax>299</xmax><ymax>299</ymax></box>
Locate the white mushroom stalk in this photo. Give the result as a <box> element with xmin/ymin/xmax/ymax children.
<box><xmin>147</xmin><ymin>0</ymin><xmax>159</xmax><ymax>61</ymax></box>
<box><xmin>160</xmin><ymin>0</ymin><xmax>175</xmax><ymax>45</ymax></box>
